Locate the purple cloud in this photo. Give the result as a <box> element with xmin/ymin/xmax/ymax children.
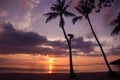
<box><xmin>72</xmin><ymin>37</ymin><xmax>97</xmax><ymax>53</ymax></box>
<box><xmin>0</xmin><ymin>23</ymin><xmax>102</xmax><ymax>57</ymax></box>
<box><xmin>109</xmin><ymin>45</ymin><xmax>120</xmax><ymax>55</ymax></box>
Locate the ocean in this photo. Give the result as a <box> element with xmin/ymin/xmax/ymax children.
<box><xmin>0</xmin><ymin>64</ymin><xmax>119</xmax><ymax>73</ymax></box>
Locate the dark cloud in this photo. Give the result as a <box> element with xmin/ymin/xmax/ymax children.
<box><xmin>0</xmin><ymin>23</ymin><xmax>100</xmax><ymax>56</ymax></box>
<box><xmin>47</xmin><ymin>37</ymin><xmax>98</xmax><ymax>56</ymax></box>
<box><xmin>47</xmin><ymin>40</ymin><xmax>67</xmax><ymax>49</ymax></box>
<box><xmin>109</xmin><ymin>45</ymin><xmax>120</xmax><ymax>55</ymax></box>
<box><xmin>0</xmin><ymin>23</ymin><xmax>47</xmax><ymax>46</ymax></box>
<box><xmin>0</xmin><ymin>23</ymin><xmax>68</xmax><ymax>56</ymax></box>
<box><xmin>72</xmin><ymin>37</ymin><xmax>97</xmax><ymax>53</ymax></box>
<box><xmin>0</xmin><ymin>23</ymin><xmax>47</xmax><ymax>54</ymax></box>
<box><xmin>86</xmin><ymin>32</ymin><xmax>94</xmax><ymax>39</ymax></box>
<box><xmin>85</xmin><ymin>52</ymin><xmax>102</xmax><ymax>57</ymax></box>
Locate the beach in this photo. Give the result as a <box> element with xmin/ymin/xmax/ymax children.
<box><xmin>0</xmin><ymin>72</ymin><xmax>119</xmax><ymax>80</ymax></box>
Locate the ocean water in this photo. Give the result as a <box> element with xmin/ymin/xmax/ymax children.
<box><xmin>0</xmin><ymin>64</ymin><xmax>119</xmax><ymax>73</ymax></box>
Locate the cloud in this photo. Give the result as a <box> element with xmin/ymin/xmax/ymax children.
<box><xmin>0</xmin><ymin>11</ymin><xmax>8</xmax><ymax>17</ymax></box>
<box><xmin>86</xmin><ymin>32</ymin><xmax>94</xmax><ymax>39</ymax></box>
<box><xmin>0</xmin><ymin>23</ymin><xmax>68</xmax><ymax>56</ymax></box>
<box><xmin>0</xmin><ymin>0</ymin><xmax>35</xmax><ymax>30</ymax></box>
<box><xmin>109</xmin><ymin>45</ymin><xmax>120</xmax><ymax>55</ymax></box>
<box><xmin>0</xmin><ymin>0</ymin><xmax>118</xmax><ymax>57</ymax></box>
<box><xmin>47</xmin><ymin>40</ymin><xmax>67</xmax><ymax>50</ymax></box>
<box><xmin>47</xmin><ymin>37</ymin><xmax>97</xmax><ymax>56</ymax></box>
<box><xmin>0</xmin><ymin>0</ymin><xmax>31</xmax><ymax>13</ymax></box>
<box><xmin>19</xmin><ymin>0</ymin><xmax>33</xmax><ymax>10</ymax></box>
<box><xmin>8</xmin><ymin>12</ymin><xmax>32</xmax><ymax>30</ymax></box>
<box><xmin>0</xmin><ymin>23</ymin><xmax>101</xmax><ymax>57</ymax></box>
<box><xmin>72</xmin><ymin>37</ymin><xmax>97</xmax><ymax>53</ymax></box>
<box><xmin>0</xmin><ymin>23</ymin><xmax>47</xmax><ymax>54</ymax></box>
<box><xmin>30</xmin><ymin>0</ymin><xmax>41</xmax><ymax>4</ymax></box>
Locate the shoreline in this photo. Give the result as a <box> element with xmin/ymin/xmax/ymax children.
<box><xmin>0</xmin><ymin>72</ymin><xmax>119</xmax><ymax>80</ymax></box>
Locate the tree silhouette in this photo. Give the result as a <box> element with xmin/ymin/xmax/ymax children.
<box><xmin>72</xmin><ymin>0</ymin><xmax>115</xmax><ymax>77</ymax></box>
<box><xmin>110</xmin><ymin>13</ymin><xmax>120</xmax><ymax>35</ymax></box>
<box><xmin>96</xmin><ymin>0</ymin><xmax>114</xmax><ymax>12</ymax></box>
<box><xmin>44</xmin><ymin>0</ymin><xmax>76</xmax><ymax>79</ymax></box>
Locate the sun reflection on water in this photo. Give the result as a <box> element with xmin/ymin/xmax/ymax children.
<box><xmin>48</xmin><ymin>58</ymin><xmax>53</xmax><ymax>73</ymax></box>
<box><xmin>49</xmin><ymin>64</ymin><xmax>52</xmax><ymax>73</ymax></box>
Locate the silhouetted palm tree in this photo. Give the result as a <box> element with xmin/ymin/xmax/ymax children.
<box><xmin>44</xmin><ymin>0</ymin><xmax>76</xmax><ymax>79</ymax></box>
<box><xmin>110</xmin><ymin>13</ymin><xmax>120</xmax><ymax>35</ymax></box>
<box><xmin>96</xmin><ymin>0</ymin><xmax>114</xmax><ymax>12</ymax></box>
<box><xmin>72</xmin><ymin>0</ymin><xmax>114</xmax><ymax>76</ymax></box>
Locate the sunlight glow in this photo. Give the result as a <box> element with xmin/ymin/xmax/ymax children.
<box><xmin>49</xmin><ymin>58</ymin><xmax>53</xmax><ymax>64</ymax></box>
<box><xmin>48</xmin><ymin>58</ymin><xmax>53</xmax><ymax>73</ymax></box>
<box><xmin>49</xmin><ymin>64</ymin><xmax>52</xmax><ymax>73</ymax></box>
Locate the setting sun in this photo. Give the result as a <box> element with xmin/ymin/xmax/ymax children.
<box><xmin>49</xmin><ymin>58</ymin><xmax>53</xmax><ymax>64</ymax></box>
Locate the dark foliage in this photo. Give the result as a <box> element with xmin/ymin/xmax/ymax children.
<box><xmin>110</xmin><ymin>13</ymin><xmax>120</xmax><ymax>35</ymax></box>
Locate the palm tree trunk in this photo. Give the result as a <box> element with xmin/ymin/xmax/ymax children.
<box><xmin>60</xmin><ymin>16</ymin><xmax>76</xmax><ymax>79</ymax></box>
<box><xmin>62</xmin><ymin>26</ymin><xmax>76</xmax><ymax>79</ymax></box>
<box><xmin>86</xmin><ymin>16</ymin><xmax>113</xmax><ymax>72</ymax></box>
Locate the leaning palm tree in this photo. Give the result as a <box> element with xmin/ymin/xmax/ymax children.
<box><xmin>72</xmin><ymin>0</ymin><xmax>115</xmax><ymax>76</ymax></box>
<box><xmin>110</xmin><ymin>13</ymin><xmax>120</xmax><ymax>35</ymax></box>
<box><xmin>44</xmin><ymin>0</ymin><xmax>76</xmax><ymax>79</ymax></box>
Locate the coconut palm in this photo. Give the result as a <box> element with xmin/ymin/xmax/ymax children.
<box><xmin>72</xmin><ymin>0</ymin><xmax>114</xmax><ymax>76</ymax></box>
<box><xmin>110</xmin><ymin>13</ymin><xmax>120</xmax><ymax>35</ymax></box>
<box><xmin>44</xmin><ymin>0</ymin><xmax>76</xmax><ymax>79</ymax></box>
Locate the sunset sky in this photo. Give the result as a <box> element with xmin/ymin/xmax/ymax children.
<box><xmin>0</xmin><ymin>0</ymin><xmax>120</xmax><ymax>73</ymax></box>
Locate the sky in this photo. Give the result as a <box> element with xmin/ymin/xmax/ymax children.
<box><xmin>0</xmin><ymin>0</ymin><xmax>120</xmax><ymax>73</ymax></box>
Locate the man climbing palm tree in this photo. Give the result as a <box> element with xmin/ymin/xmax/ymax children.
<box><xmin>44</xmin><ymin>0</ymin><xmax>76</xmax><ymax>79</ymax></box>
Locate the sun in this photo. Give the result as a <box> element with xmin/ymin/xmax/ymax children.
<box><xmin>49</xmin><ymin>58</ymin><xmax>53</xmax><ymax>64</ymax></box>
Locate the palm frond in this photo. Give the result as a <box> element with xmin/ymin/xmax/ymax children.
<box><xmin>50</xmin><ymin>6</ymin><xmax>56</xmax><ymax>11</ymax></box>
<box><xmin>111</xmin><ymin>24</ymin><xmax>120</xmax><ymax>35</ymax></box>
<box><xmin>81</xmin><ymin>5</ymin><xmax>92</xmax><ymax>15</ymax></box>
<box><xmin>61</xmin><ymin>0</ymin><xmax>65</xmax><ymax>7</ymax></box>
<box><xmin>75</xmin><ymin>7</ymin><xmax>85</xmax><ymax>15</ymax></box>
<box><xmin>50</xmin><ymin>6</ymin><xmax>60</xmax><ymax>12</ymax></box>
<box><xmin>63</xmin><ymin>11</ymin><xmax>75</xmax><ymax>17</ymax></box>
<box><xmin>110</xmin><ymin>13</ymin><xmax>120</xmax><ymax>36</ymax></box>
<box><xmin>63</xmin><ymin>0</ymin><xmax>72</xmax><ymax>11</ymax></box>
<box><xmin>50</xmin><ymin>0</ymin><xmax>61</xmax><ymax>12</ymax></box>
<box><xmin>88</xmin><ymin>0</ymin><xmax>95</xmax><ymax>8</ymax></box>
<box><xmin>44</xmin><ymin>12</ymin><xmax>59</xmax><ymax>23</ymax></box>
<box><xmin>60</xmin><ymin>16</ymin><xmax>65</xmax><ymax>27</ymax></box>
<box><xmin>63</xmin><ymin>3</ymin><xmax>69</xmax><ymax>11</ymax></box>
<box><xmin>50</xmin><ymin>2</ymin><xmax>61</xmax><ymax>12</ymax></box>
<box><xmin>72</xmin><ymin>16</ymin><xmax>83</xmax><ymax>24</ymax></box>
<box><xmin>44</xmin><ymin>0</ymin><xmax>73</xmax><ymax>28</ymax></box>
<box><xmin>89</xmin><ymin>0</ymin><xmax>95</xmax><ymax>3</ymax></box>
<box><xmin>57</xmin><ymin>0</ymin><xmax>61</xmax><ymax>6</ymax></box>
<box><xmin>75</xmin><ymin>0</ymin><xmax>95</xmax><ymax>16</ymax></box>
<box><xmin>50</xmin><ymin>3</ymin><xmax>57</xmax><ymax>11</ymax></box>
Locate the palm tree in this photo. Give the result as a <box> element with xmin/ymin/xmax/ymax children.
<box><xmin>44</xmin><ymin>0</ymin><xmax>76</xmax><ymax>79</ymax></box>
<box><xmin>72</xmin><ymin>0</ymin><xmax>115</xmax><ymax>76</ymax></box>
<box><xmin>110</xmin><ymin>13</ymin><xmax>120</xmax><ymax>35</ymax></box>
